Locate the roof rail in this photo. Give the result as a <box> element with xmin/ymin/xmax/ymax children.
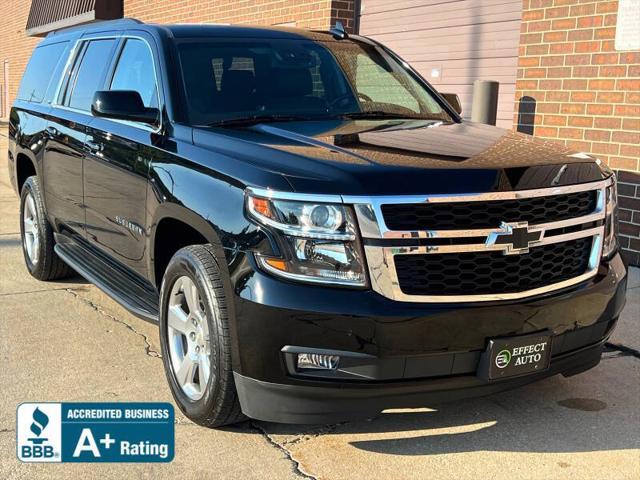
<box><xmin>46</xmin><ymin>18</ymin><xmax>144</xmax><ymax>37</ymax></box>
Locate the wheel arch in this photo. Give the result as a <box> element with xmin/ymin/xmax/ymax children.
<box><xmin>149</xmin><ymin>202</ymin><xmax>226</xmax><ymax>289</ymax></box>
<box><xmin>15</xmin><ymin>151</ymin><xmax>38</xmax><ymax>193</ymax></box>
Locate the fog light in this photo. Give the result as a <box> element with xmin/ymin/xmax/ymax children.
<box><xmin>297</xmin><ymin>353</ymin><xmax>340</xmax><ymax>370</ymax></box>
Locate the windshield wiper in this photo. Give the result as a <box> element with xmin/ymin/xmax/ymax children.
<box><xmin>204</xmin><ymin>114</ymin><xmax>317</xmax><ymax>127</ymax></box>
<box><xmin>339</xmin><ymin>111</ymin><xmax>436</xmax><ymax>121</ymax></box>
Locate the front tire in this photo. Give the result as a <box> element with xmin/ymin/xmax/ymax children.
<box><xmin>20</xmin><ymin>176</ymin><xmax>72</xmax><ymax>280</ymax></box>
<box><xmin>159</xmin><ymin>245</ymin><xmax>245</xmax><ymax>427</ymax></box>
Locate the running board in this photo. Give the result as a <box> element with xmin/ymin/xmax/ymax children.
<box><xmin>54</xmin><ymin>233</ymin><xmax>159</xmax><ymax>323</ymax></box>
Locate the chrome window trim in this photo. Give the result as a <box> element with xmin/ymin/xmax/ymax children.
<box><xmin>55</xmin><ymin>36</ymin><xmax>117</xmax><ymax>110</ymax></box>
<box><xmin>51</xmin><ymin>34</ymin><xmax>163</xmax><ymax>134</ymax></box>
<box><xmin>50</xmin><ymin>41</ymin><xmax>79</xmax><ymax>105</ymax></box>
<box><xmin>53</xmin><ymin>105</ymin><xmax>160</xmax><ymax>134</ymax></box>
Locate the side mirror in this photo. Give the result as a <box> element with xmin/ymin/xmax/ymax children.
<box><xmin>91</xmin><ymin>90</ymin><xmax>159</xmax><ymax>125</ymax></box>
<box><xmin>441</xmin><ymin>93</ymin><xmax>462</xmax><ymax>115</ymax></box>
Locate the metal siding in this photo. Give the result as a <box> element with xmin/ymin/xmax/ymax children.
<box><xmin>26</xmin><ymin>0</ymin><xmax>122</xmax><ymax>36</ymax></box>
<box><xmin>359</xmin><ymin>0</ymin><xmax>522</xmax><ymax>128</ymax></box>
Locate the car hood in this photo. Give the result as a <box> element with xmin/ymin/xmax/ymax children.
<box><xmin>192</xmin><ymin>119</ymin><xmax>608</xmax><ymax>196</ymax></box>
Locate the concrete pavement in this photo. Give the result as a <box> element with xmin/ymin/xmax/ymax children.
<box><xmin>1</xmin><ymin>129</ymin><xmax>639</xmax><ymax>479</ymax></box>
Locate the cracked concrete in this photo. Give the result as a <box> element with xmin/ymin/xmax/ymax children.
<box><xmin>1</xmin><ymin>129</ymin><xmax>639</xmax><ymax>479</ymax></box>
<box><xmin>250</xmin><ymin>422</ymin><xmax>318</xmax><ymax>479</ymax></box>
<box><xmin>64</xmin><ymin>288</ymin><xmax>162</xmax><ymax>358</ymax></box>
<box><xmin>0</xmin><ymin>248</ymin><xmax>300</xmax><ymax>479</ymax></box>
<box><xmin>0</xmin><ymin>139</ymin><xmax>299</xmax><ymax>479</ymax></box>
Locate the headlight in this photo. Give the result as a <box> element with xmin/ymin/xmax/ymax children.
<box><xmin>246</xmin><ymin>192</ymin><xmax>367</xmax><ymax>286</ymax></box>
<box><xmin>602</xmin><ymin>177</ymin><xmax>618</xmax><ymax>258</ymax></box>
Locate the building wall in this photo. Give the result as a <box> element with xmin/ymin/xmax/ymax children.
<box><xmin>358</xmin><ymin>0</ymin><xmax>523</xmax><ymax>129</ymax></box>
<box><xmin>0</xmin><ymin>0</ymin><xmax>41</xmax><ymax>116</ymax></box>
<box><xmin>125</xmin><ymin>0</ymin><xmax>355</xmax><ymax>31</ymax></box>
<box><xmin>515</xmin><ymin>0</ymin><xmax>640</xmax><ymax>265</ymax></box>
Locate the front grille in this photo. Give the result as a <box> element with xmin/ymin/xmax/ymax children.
<box><xmin>382</xmin><ymin>190</ymin><xmax>597</xmax><ymax>230</ymax></box>
<box><xmin>394</xmin><ymin>237</ymin><xmax>593</xmax><ymax>297</ymax></box>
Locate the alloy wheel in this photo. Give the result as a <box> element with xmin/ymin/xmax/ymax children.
<box><xmin>167</xmin><ymin>276</ymin><xmax>211</xmax><ymax>401</ymax></box>
<box><xmin>23</xmin><ymin>192</ymin><xmax>40</xmax><ymax>265</ymax></box>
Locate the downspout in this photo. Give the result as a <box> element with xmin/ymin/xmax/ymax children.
<box><xmin>353</xmin><ymin>0</ymin><xmax>362</xmax><ymax>34</ymax></box>
<box><xmin>2</xmin><ymin>60</ymin><xmax>9</xmax><ymax>119</ymax></box>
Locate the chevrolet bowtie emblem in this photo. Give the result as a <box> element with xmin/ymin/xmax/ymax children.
<box><xmin>486</xmin><ymin>221</ymin><xmax>544</xmax><ymax>255</ymax></box>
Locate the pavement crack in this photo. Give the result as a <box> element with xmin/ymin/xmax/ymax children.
<box><xmin>604</xmin><ymin>342</ymin><xmax>640</xmax><ymax>359</ymax></box>
<box><xmin>0</xmin><ymin>286</ymin><xmax>78</xmax><ymax>297</ymax></box>
<box><xmin>281</xmin><ymin>423</ymin><xmax>343</xmax><ymax>447</ymax></box>
<box><xmin>0</xmin><ymin>428</ymin><xmax>14</xmax><ymax>434</ymax></box>
<box><xmin>174</xmin><ymin>417</ymin><xmax>194</xmax><ymax>426</ymax></box>
<box><xmin>65</xmin><ymin>288</ymin><xmax>161</xmax><ymax>358</ymax></box>
<box><xmin>250</xmin><ymin>422</ymin><xmax>317</xmax><ymax>480</ymax></box>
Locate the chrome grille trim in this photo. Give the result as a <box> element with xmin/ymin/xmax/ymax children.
<box><xmin>343</xmin><ymin>179</ymin><xmax>610</xmax><ymax>240</ymax></box>
<box><xmin>381</xmin><ymin>226</ymin><xmax>603</xmax><ymax>256</ymax></box>
<box><xmin>346</xmin><ymin>178</ymin><xmax>611</xmax><ymax>303</ymax></box>
<box><xmin>364</xmin><ymin>233</ymin><xmax>603</xmax><ymax>303</ymax></box>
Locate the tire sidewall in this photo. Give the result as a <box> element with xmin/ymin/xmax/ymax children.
<box><xmin>159</xmin><ymin>249</ymin><xmax>225</xmax><ymax>421</ymax></box>
<box><xmin>19</xmin><ymin>177</ymin><xmax>46</xmax><ymax>277</ymax></box>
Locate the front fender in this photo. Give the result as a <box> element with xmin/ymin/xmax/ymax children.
<box><xmin>148</xmin><ymin>201</ymin><xmax>225</xmax><ymax>263</ymax></box>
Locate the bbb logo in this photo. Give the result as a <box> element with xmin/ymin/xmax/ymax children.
<box><xmin>17</xmin><ymin>403</ymin><xmax>62</xmax><ymax>463</ymax></box>
<box><xmin>22</xmin><ymin>407</ymin><xmax>54</xmax><ymax>458</ymax></box>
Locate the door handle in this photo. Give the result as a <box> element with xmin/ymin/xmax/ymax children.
<box><xmin>86</xmin><ymin>140</ymin><xmax>104</xmax><ymax>154</ymax></box>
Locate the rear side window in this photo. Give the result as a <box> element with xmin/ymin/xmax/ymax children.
<box><xmin>110</xmin><ymin>39</ymin><xmax>158</xmax><ymax>108</ymax></box>
<box><xmin>17</xmin><ymin>42</ymin><xmax>68</xmax><ymax>103</ymax></box>
<box><xmin>68</xmin><ymin>39</ymin><xmax>116</xmax><ymax>111</ymax></box>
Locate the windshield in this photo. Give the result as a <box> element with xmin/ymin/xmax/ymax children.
<box><xmin>177</xmin><ymin>37</ymin><xmax>452</xmax><ymax>126</ymax></box>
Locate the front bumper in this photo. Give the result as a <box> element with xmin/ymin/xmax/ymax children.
<box><xmin>234</xmin><ymin>339</ymin><xmax>606</xmax><ymax>424</ymax></box>
<box><xmin>229</xmin><ymin>252</ymin><xmax>627</xmax><ymax>423</ymax></box>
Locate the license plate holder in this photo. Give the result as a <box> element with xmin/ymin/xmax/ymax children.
<box><xmin>478</xmin><ymin>332</ymin><xmax>552</xmax><ymax>381</ymax></box>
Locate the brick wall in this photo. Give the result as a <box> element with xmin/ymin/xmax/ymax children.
<box><xmin>126</xmin><ymin>0</ymin><xmax>326</xmax><ymax>28</ymax></box>
<box><xmin>618</xmin><ymin>170</ymin><xmax>640</xmax><ymax>265</ymax></box>
<box><xmin>125</xmin><ymin>0</ymin><xmax>355</xmax><ymax>31</ymax></box>
<box><xmin>515</xmin><ymin>0</ymin><xmax>640</xmax><ymax>265</ymax></box>
<box><xmin>0</xmin><ymin>0</ymin><xmax>40</xmax><ymax>116</ymax></box>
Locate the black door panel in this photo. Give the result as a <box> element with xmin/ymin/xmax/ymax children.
<box><xmin>84</xmin><ymin>120</ymin><xmax>153</xmax><ymax>276</ymax></box>
<box><xmin>82</xmin><ymin>34</ymin><xmax>162</xmax><ymax>277</ymax></box>
<box><xmin>43</xmin><ymin>110</ymin><xmax>91</xmax><ymax>234</ymax></box>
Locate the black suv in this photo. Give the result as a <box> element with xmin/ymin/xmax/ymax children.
<box><xmin>8</xmin><ymin>19</ymin><xmax>627</xmax><ymax>426</ymax></box>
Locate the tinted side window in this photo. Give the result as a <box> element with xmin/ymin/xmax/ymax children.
<box><xmin>110</xmin><ymin>39</ymin><xmax>158</xmax><ymax>108</ymax></box>
<box><xmin>17</xmin><ymin>42</ymin><xmax>68</xmax><ymax>103</ymax></box>
<box><xmin>68</xmin><ymin>39</ymin><xmax>116</xmax><ymax>111</ymax></box>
